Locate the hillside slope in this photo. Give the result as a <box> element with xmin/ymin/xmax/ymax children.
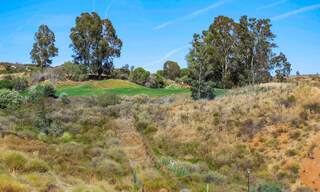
<box><xmin>0</xmin><ymin>81</ymin><xmax>319</xmax><ymax>191</ymax></box>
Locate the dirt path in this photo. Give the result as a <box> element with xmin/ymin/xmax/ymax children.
<box><xmin>300</xmin><ymin>134</ymin><xmax>320</xmax><ymax>191</ymax></box>
<box><xmin>114</xmin><ymin>119</ymin><xmax>155</xmax><ymax>169</ymax></box>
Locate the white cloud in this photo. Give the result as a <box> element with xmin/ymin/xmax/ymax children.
<box><xmin>258</xmin><ymin>0</ymin><xmax>288</xmax><ymax>10</ymax></box>
<box><xmin>272</xmin><ymin>3</ymin><xmax>320</xmax><ymax>21</ymax></box>
<box><xmin>153</xmin><ymin>0</ymin><xmax>229</xmax><ymax>30</ymax></box>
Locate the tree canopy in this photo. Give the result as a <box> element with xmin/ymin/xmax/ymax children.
<box><xmin>30</xmin><ymin>25</ymin><xmax>58</xmax><ymax>69</ymax></box>
<box><xmin>70</xmin><ymin>12</ymin><xmax>122</xmax><ymax>78</ymax></box>
<box><xmin>163</xmin><ymin>60</ymin><xmax>181</xmax><ymax>80</ymax></box>
<box><xmin>187</xmin><ymin>15</ymin><xmax>291</xmax><ymax>99</ymax></box>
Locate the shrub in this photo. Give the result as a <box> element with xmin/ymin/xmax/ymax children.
<box><xmin>204</xmin><ymin>171</ymin><xmax>226</xmax><ymax>184</ymax></box>
<box><xmin>0</xmin><ymin>80</ymin><xmax>14</xmax><ymax>90</ymax></box>
<box><xmin>60</xmin><ymin>132</ymin><xmax>73</xmax><ymax>143</ymax></box>
<box><xmin>0</xmin><ymin>89</ymin><xmax>24</xmax><ymax>109</ymax></box>
<box><xmin>62</xmin><ymin>61</ymin><xmax>88</xmax><ymax>81</ymax></box>
<box><xmin>253</xmin><ymin>181</ymin><xmax>283</xmax><ymax>192</ymax></box>
<box><xmin>159</xmin><ymin>157</ymin><xmax>189</xmax><ymax>177</ymax></box>
<box><xmin>93</xmin><ymin>159</ymin><xmax>124</xmax><ymax>178</ymax></box>
<box><xmin>145</xmin><ymin>74</ymin><xmax>165</xmax><ymax>88</ymax></box>
<box><xmin>129</xmin><ymin>67</ymin><xmax>150</xmax><ymax>86</ymax></box>
<box><xmin>59</xmin><ymin>92</ymin><xmax>71</xmax><ymax>105</ymax></box>
<box><xmin>286</xmin><ymin>149</ymin><xmax>298</xmax><ymax>157</ymax></box>
<box><xmin>25</xmin><ymin>159</ymin><xmax>49</xmax><ymax>173</ymax></box>
<box><xmin>191</xmin><ymin>80</ymin><xmax>215</xmax><ymax>100</ymax></box>
<box><xmin>97</xmin><ymin>93</ymin><xmax>120</xmax><ymax>107</ymax></box>
<box><xmin>29</xmin><ymin>80</ymin><xmax>56</xmax><ymax>100</ymax></box>
<box><xmin>0</xmin><ymin>175</ymin><xmax>27</xmax><ymax>192</ymax></box>
<box><xmin>1</xmin><ymin>151</ymin><xmax>28</xmax><ymax>171</ymax></box>
<box><xmin>13</xmin><ymin>78</ymin><xmax>29</xmax><ymax>91</ymax></box>
<box><xmin>23</xmin><ymin>173</ymin><xmax>56</xmax><ymax>191</ymax></box>
<box><xmin>0</xmin><ymin>150</ymin><xmax>49</xmax><ymax>173</ymax></box>
<box><xmin>288</xmin><ymin>163</ymin><xmax>300</xmax><ymax>175</ymax></box>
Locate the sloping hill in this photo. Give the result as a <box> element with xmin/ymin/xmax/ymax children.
<box><xmin>1</xmin><ymin>81</ymin><xmax>319</xmax><ymax>191</ymax></box>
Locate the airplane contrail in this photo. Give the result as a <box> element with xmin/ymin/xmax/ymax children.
<box><xmin>272</xmin><ymin>3</ymin><xmax>320</xmax><ymax>21</ymax></box>
<box><xmin>153</xmin><ymin>0</ymin><xmax>230</xmax><ymax>30</ymax></box>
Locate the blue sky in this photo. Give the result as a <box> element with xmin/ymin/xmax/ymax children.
<box><xmin>0</xmin><ymin>0</ymin><xmax>319</xmax><ymax>74</ymax></box>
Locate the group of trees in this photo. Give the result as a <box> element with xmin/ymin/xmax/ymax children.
<box><xmin>31</xmin><ymin>12</ymin><xmax>122</xmax><ymax>79</ymax></box>
<box><xmin>187</xmin><ymin>15</ymin><xmax>292</xmax><ymax>99</ymax></box>
<box><xmin>29</xmin><ymin>13</ymin><xmax>292</xmax><ymax>100</ymax></box>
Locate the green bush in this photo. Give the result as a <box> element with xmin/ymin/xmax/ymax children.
<box><xmin>129</xmin><ymin>67</ymin><xmax>150</xmax><ymax>86</ymax></box>
<box><xmin>60</xmin><ymin>132</ymin><xmax>73</xmax><ymax>143</ymax></box>
<box><xmin>252</xmin><ymin>181</ymin><xmax>283</xmax><ymax>192</ymax></box>
<box><xmin>0</xmin><ymin>89</ymin><xmax>24</xmax><ymax>109</ymax></box>
<box><xmin>145</xmin><ymin>74</ymin><xmax>165</xmax><ymax>88</ymax></box>
<box><xmin>29</xmin><ymin>80</ymin><xmax>56</xmax><ymax>100</ymax></box>
<box><xmin>0</xmin><ymin>80</ymin><xmax>14</xmax><ymax>90</ymax></box>
<box><xmin>191</xmin><ymin>80</ymin><xmax>215</xmax><ymax>100</ymax></box>
<box><xmin>62</xmin><ymin>61</ymin><xmax>88</xmax><ymax>81</ymax></box>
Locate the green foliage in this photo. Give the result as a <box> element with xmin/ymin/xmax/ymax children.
<box><xmin>163</xmin><ymin>60</ymin><xmax>181</xmax><ymax>80</ymax></box>
<box><xmin>145</xmin><ymin>73</ymin><xmax>165</xmax><ymax>88</ymax></box>
<box><xmin>60</xmin><ymin>132</ymin><xmax>73</xmax><ymax>143</ymax></box>
<box><xmin>0</xmin><ymin>80</ymin><xmax>14</xmax><ymax>90</ymax></box>
<box><xmin>29</xmin><ymin>80</ymin><xmax>56</xmax><ymax>100</ymax></box>
<box><xmin>70</xmin><ymin>12</ymin><xmax>122</xmax><ymax>77</ymax></box>
<box><xmin>272</xmin><ymin>53</ymin><xmax>291</xmax><ymax>82</ymax></box>
<box><xmin>252</xmin><ymin>181</ymin><xmax>283</xmax><ymax>192</ymax></box>
<box><xmin>62</xmin><ymin>61</ymin><xmax>88</xmax><ymax>81</ymax></box>
<box><xmin>30</xmin><ymin>25</ymin><xmax>58</xmax><ymax>69</ymax></box>
<box><xmin>129</xmin><ymin>67</ymin><xmax>150</xmax><ymax>86</ymax></box>
<box><xmin>112</xmin><ymin>64</ymin><xmax>130</xmax><ymax>80</ymax></box>
<box><xmin>191</xmin><ymin>80</ymin><xmax>215</xmax><ymax>100</ymax></box>
<box><xmin>187</xmin><ymin>15</ymin><xmax>290</xmax><ymax>91</ymax></box>
<box><xmin>0</xmin><ymin>89</ymin><xmax>24</xmax><ymax>109</ymax></box>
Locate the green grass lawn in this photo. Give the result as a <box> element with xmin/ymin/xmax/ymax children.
<box><xmin>56</xmin><ymin>79</ymin><xmax>227</xmax><ymax>97</ymax></box>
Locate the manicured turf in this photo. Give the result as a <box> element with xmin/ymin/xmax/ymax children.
<box><xmin>56</xmin><ymin>79</ymin><xmax>227</xmax><ymax>97</ymax></box>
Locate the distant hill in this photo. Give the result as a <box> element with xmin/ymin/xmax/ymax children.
<box><xmin>0</xmin><ymin>62</ymin><xmax>38</xmax><ymax>74</ymax></box>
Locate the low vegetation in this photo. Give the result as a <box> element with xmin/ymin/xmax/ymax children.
<box><xmin>0</xmin><ymin>77</ymin><xmax>319</xmax><ymax>191</ymax></box>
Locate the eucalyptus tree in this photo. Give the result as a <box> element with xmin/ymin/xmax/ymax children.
<box><xmin>272</xmin><ymin>52</ymin><xmax>291</xmax><ymax>82</ymax></box>
<box><xmin>30</xmin><ymin>25</ymin><xmax>58</xmax><ymax>70</ymax></box>
<box><xmin>70</xmin><ymin>12</ymin><xmax>122</xmax><ymax>78</ymax></box>
<box><xmin>187</xmin><ymin>33</ymin><xmax>215</xmax><ymax>100</ymax></box>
